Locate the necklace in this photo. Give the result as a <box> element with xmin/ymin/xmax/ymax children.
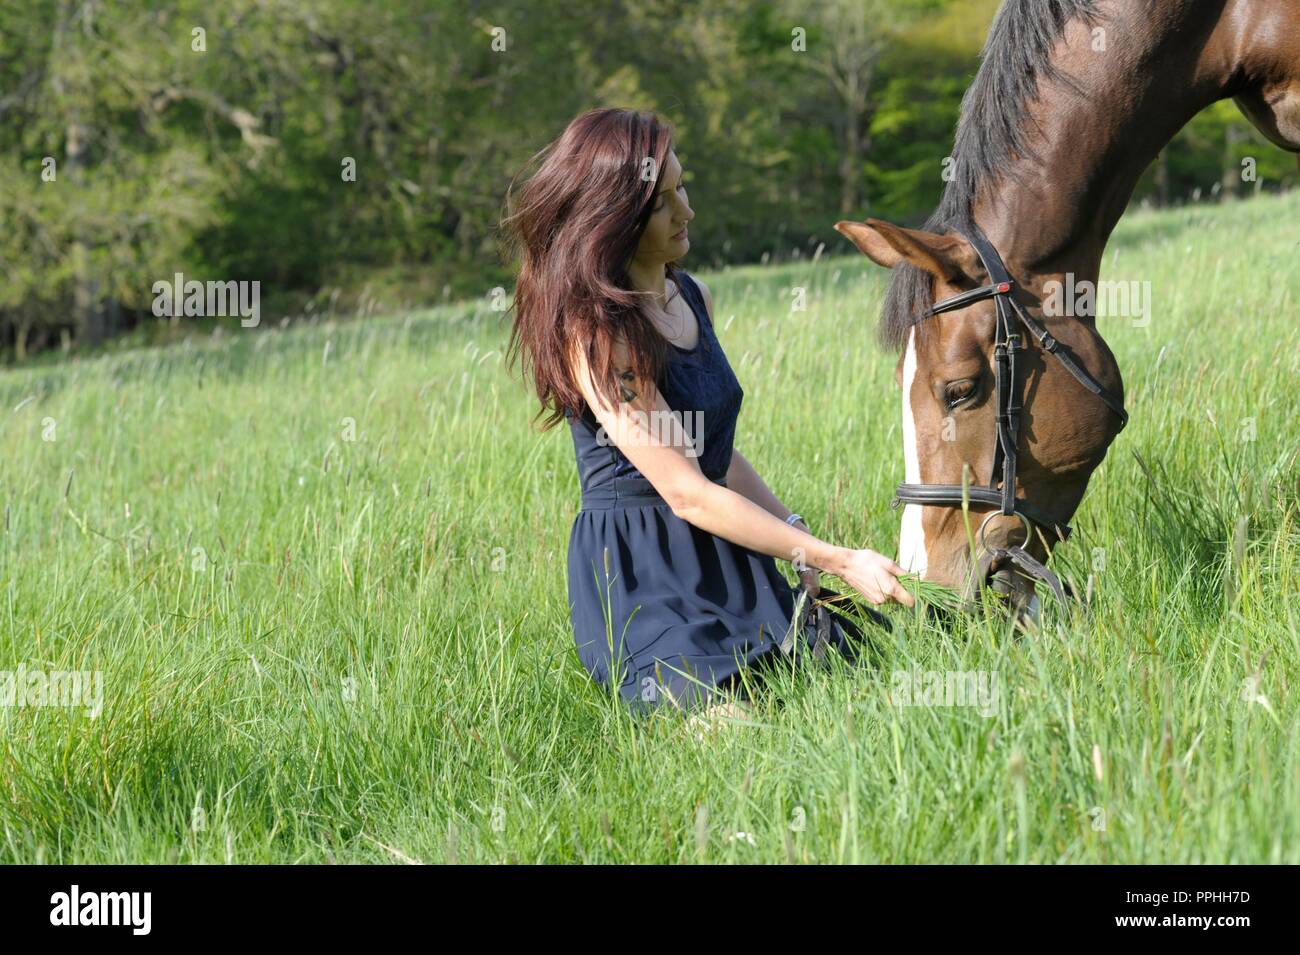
<box><xmin>655</xmin><ymin>280</ymin><xmax>687</xmax><ymax>340</ymax></box>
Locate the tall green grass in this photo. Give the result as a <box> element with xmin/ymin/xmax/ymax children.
<box><xmin>0</xmin><ymin>193</ymin><xmax>1296</xmax><ymax>863</ymax></box>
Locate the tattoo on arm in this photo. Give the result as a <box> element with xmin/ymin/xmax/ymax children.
<box><xmin>617</xmin><ymin>369</ymin><xmax>638</xmax><ymax>403</ymax></box>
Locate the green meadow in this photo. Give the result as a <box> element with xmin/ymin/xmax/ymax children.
<box><xmin>1</xmin><ymin>192</ymin><xmax>1296</xmax><ymax>863</ymax></box>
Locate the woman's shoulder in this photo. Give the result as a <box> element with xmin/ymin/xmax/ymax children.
<box><xmin>673</xmin><ymin>270</ymin><xmax>714</xmax><ymax>326</ymax></box>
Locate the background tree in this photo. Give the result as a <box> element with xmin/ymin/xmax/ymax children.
<box><xmin>0</xmin><ymin>0</ymin><xmax>1293</xmax><ymax>361</ymax></box>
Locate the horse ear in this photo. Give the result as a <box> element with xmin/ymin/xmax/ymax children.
<box><xmin>834</xmin><ymin>219</ymin><xmax>979</xmax><ymax>284</ymax></box>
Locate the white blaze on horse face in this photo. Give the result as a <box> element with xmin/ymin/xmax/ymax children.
<box><xmin>899</xmin><ymin>328</ymin><xmax>928</xmax><ymax>575</ymax></box>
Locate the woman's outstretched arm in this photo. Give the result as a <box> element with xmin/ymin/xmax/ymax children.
<box><xmin>565</xmin><ymin>339</ymin><xmax>914</xmax><ymax>607</ymax></box>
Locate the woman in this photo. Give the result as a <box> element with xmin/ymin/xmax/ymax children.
<box><xmin>503</xmin><ymin>108</ymin><xmax>914</xmax><ymax>718</ymax></box>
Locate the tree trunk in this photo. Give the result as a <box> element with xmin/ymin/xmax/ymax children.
<box><xmin>840</xmin><ymin>89</ymin><xmax>862</xmax><ymax>217</ymax></box>
<box><xmin>1221</xmin><ymin>125</ymin><xmax>1242</xmax><ymax>202</ymax></box>
<box><xmin>55</xmin><ymin>0</ymin><xmax>107</xmax><ymax>345</ymax></box>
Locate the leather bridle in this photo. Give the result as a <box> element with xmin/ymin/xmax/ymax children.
<box><xmin>890</xmin><ymin>221</ymin><xmax>1128</xmax><ymax>604</ymax></box>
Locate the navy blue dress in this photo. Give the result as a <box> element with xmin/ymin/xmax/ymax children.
<box><xmin>564</xmin><ymin>270</ymin><xmax>867</xmax><ymax>713</ymax></box>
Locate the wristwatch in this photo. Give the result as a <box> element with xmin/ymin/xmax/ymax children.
<box><xmin>784</xmin><ymin>512</ymin><xmax>805</xmax><ymax>528</ymax></box>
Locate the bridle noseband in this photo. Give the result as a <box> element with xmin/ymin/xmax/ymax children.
<box><xmin>891</xmin><ymin>222</ymin><xmax>1128</xmax><ymax>604</ymax></box>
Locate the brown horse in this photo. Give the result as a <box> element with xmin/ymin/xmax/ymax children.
<box><xmin>836</xmin><ymin>0</ymin><xmax>1300</xmax><ymax>614</ymax></box>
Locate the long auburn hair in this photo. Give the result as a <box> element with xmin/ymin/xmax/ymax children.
<box><xmin>501</xmin><ymin>107</ymin><xmax>681</xmax><ymax>431</ymax></box>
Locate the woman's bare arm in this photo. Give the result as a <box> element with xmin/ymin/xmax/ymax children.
<box><xmin>724</xmin><ymin>449</ymin><xmax>823</xmax><ymax>585</ymax></box>
<box><xmin>565</xmin><ymin>338</ymin><xmax>913</xmax><ymax>606</ymax></box>
<box><xmin>698</xmin><ymin>280</ymin><xmax>798</xmax><ymax>521</ymax></box>
<box><xmin>702</xmin><ymin>280</ymin><xmax>826</xmax><ymax>572</ymax></box>
<box><xmin>725</xmin><ymin>449</ymin><xmax>792</xmax><ymax>520</ymax></box>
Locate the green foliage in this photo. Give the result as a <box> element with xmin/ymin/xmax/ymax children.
<box><xmin>1</xmin><ymin>0</ymin><xmax>1296</xmax><ymax>360</ymax></box>
<box><xmin>0</xmin><ymin>194</ymin><xmax>1295</xmax><ymax>862</ymax></box>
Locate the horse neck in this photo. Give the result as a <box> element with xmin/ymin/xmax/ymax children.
<box><xmin>972</xmin><ymin>0</ymin><xmax>1246</xmax><ymax>287</ymax></box>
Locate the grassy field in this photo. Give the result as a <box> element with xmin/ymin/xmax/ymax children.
<box><xmin>1</xmin><ymin>192</ymin><xmax>1296</xmax><ymax>864</ymax></box>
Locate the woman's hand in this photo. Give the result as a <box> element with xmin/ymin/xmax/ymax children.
<box><xmin>831</xmin><ymin>548</ymin><xmax>916</xmax><ymax>608</ymax></box>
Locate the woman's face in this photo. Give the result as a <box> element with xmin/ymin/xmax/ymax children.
<box><xmin>633</xmin><ymin>150</ymin><xmax>693</xmax><ymax>265</ymax></box>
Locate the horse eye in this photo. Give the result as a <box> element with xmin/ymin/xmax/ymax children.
<box><xmin>945</xmin><ymin>379</ymin><xmax>976</xmax><ymax>409</ymax></box>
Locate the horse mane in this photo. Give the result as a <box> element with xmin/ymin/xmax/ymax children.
<box><xmin>879</xmin><ymin>0</ymin><xmax>1106</xmax><ymax>351</ymax></box>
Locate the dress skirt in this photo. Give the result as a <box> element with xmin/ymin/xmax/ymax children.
<box><xmin>567</xmin><ymin>474</ymin><xmax>870</xmax><ymax>712</ymax></box>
